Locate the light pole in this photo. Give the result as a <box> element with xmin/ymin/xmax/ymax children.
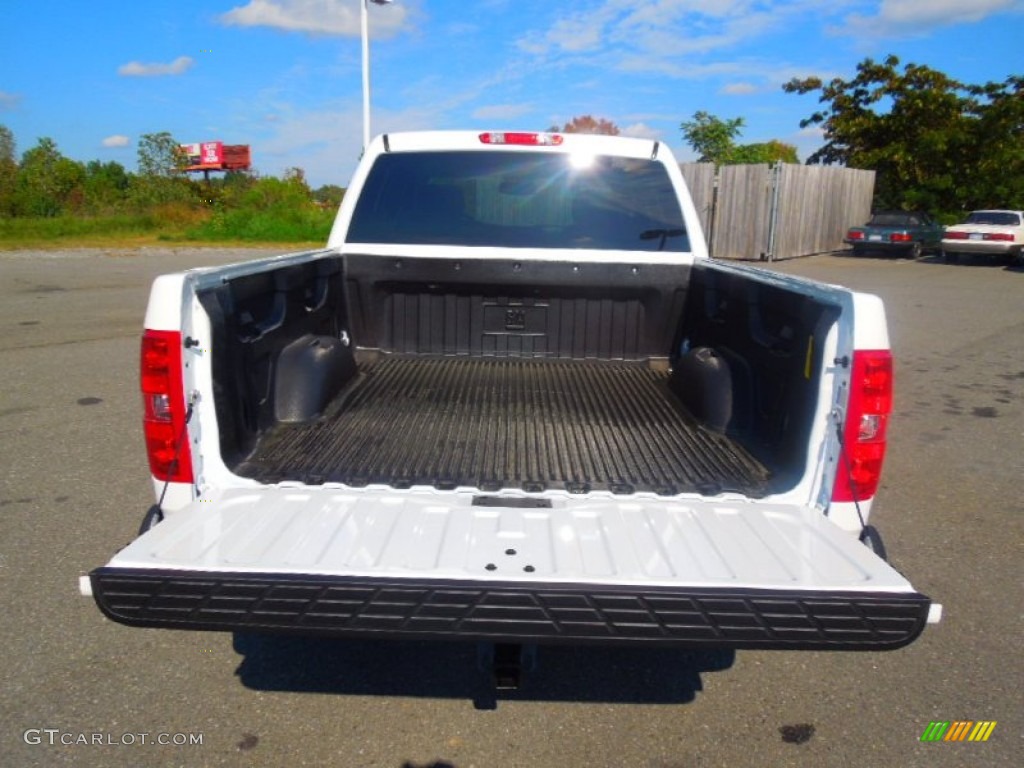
<box><xmin>361</xmin><ymin>0</ymin><xmax>392</xmax><ymax>151</ymax></box>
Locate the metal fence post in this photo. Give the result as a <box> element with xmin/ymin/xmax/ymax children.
<box><xmin>708</xmin><ymin>168</ymin><xmax>719</xmax><ymax>259</ymax></box>
<box><xmin>765</xmin><ymin>163</ymin><xmax>782</xmax><ymax>262</ymax></box>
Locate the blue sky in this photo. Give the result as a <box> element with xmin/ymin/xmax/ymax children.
<box><xmin>2</xmin><ymin>0</ymin><xmax>1022</xmax><ymax>188</ymax></box>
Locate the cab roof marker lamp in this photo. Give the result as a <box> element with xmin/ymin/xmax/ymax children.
<box><xmin>479</xmin><ymin>132</ymin><xmax>564</xmax><ymax>146</ymax></box>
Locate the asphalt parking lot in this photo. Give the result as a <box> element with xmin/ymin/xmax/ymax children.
<box><xmin>1</xmin><ymin>246</ymin><xmax>1020</xmax><ymax>767</ymax></box>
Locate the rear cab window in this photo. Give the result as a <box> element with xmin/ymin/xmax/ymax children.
<box><xmin>346</xmin><ymin>150</ymin><xmax>689</xmax><ymax>251</ymax></box>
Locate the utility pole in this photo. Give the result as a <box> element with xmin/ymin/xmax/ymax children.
<box><xmin>361</xmin><ymin>0</ymin><xmax>393</xmax><ymax>151</ymax></box>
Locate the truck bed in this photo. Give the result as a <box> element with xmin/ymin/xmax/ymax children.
<box><xmin>234</xmin><ymin>357</ymin><xmax>771</xmax><ymax>496</ymax></box>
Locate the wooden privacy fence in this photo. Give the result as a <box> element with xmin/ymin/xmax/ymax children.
<box><xmin>679</xmin><ymin>162</ymin><xmax>876</xmax><ymax>260</ymax></box>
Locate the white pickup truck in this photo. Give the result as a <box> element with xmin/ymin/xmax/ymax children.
<box><xmin>85</xmin><ymin>131</ymin><xmax>938</xmax><ymax>678</ymax></box>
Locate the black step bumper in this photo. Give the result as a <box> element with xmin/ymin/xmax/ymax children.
<box><xmin>90</xmin><ymin>568</ymin><xmax>931</xmax><ymax>651</ymax></box>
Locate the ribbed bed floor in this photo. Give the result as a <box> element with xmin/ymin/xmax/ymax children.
<box><xmin>235</xmin><ymin>357</ymin><xmax>771</xmax><ymax>496</ymax></box>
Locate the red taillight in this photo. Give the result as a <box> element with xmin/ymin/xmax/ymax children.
<box><xmin>984</xmin><ymin>232</ymin><xmax>1014</xmax><ymax>242</ymax></box>
<box><xmin>944</xmin><ymin>231</ymin><xmax>969</xmax><ymax>240</ymax></box>
<box><xmin>478</xmin><ymin>132</ymin><xmax>563</xmax><ymax>146</ymax></box>
<box><xmin>846</xmin><ymin>230</ymin><xmax>864</xmax><ymax>241</ymax></box>
<box><xmin>141</xmin><ymin>329</ymin><xmax>193</xmax><ymax>483</ymax></box>
<box><xmin>889</xmin><ymin>232</ymin><xmax>912</xmax><ymax>242</ymax></box>
<box><xmin>832</xmin><ymin>350</ymin><xmax>893</xmax><ymax>503</ymax></box>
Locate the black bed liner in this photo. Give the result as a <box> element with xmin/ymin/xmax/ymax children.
<box><xmin>234</xmin><ymin>357</ymin><xmax>771</xmax><ymax>496</ymax></box>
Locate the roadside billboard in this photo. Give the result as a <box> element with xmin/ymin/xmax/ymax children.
<box><xmin>180</xmin><ymin>141</ymin><xmax>224</xmax><ymax>169</ymax></box>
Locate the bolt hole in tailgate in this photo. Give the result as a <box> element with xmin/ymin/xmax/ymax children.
<box><xmin>91</xmin><ymin>489</ymin><xmax>930</xmax><ymax>650</ymax></box>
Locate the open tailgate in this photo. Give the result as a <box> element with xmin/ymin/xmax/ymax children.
<box><xmin>89</xmin><ymin>489</ymin><xmax>932</xmax><ymax>650</ymax></box>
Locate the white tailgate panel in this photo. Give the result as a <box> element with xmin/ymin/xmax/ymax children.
<box><xmin>107</xmin><ymin>489</ymin><xmax>914</xmax><ymax>593</ymax></box>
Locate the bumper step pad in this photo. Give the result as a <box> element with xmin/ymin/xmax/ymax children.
<box><xmin>91</xmin><ymin>568</ymin><xmax>930</xmax><ymax>651</ymax></box>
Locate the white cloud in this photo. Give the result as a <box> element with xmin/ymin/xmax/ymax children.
<box><xmin>790</xmin><ymin>125</ymin><xmax>826</xmax><ymax>161</ymax></box>
<box><xmin>0</xmin><ymin>90</ymin><xmax>21</xmax><ymax>110</ymax></box>
<box><xmin>221</xmin><ymin>0</ymin><xmax>407</xmax><ymax>37</ymax></box>
<box><xmin>243</xmin><ymin>101</ymin><xmax>442</xmax><ymax>187</ymax></box>
<box><xmin>544</xmin><ymin>14</ymin><xmax>606</xmax><ymax>52</ymax></box>
<box><xmin>796</xmin><ymin>125</ymin><xmax>825</xmax><ymax>139</ymax></box>
<box><xmin>617</xmin><ymin>57</ymin><xmax>743</xmax><ymax>79</ymax></box>
<box><xmin>721</xmin><ymin>82</ymin><xmax>759</xmax><ymax>95</ymax></box>
<box><xmin>620</xmin><ymin>122</ymin><xmax>661</xmax><ymax>140</ymax></box>
<box><xmin>118</xmin><ymin>56</ymin><xmax>194</xmax><ymax>77</ymax></box>
<box><xmin>516</xmin><ymin>0</ymin><xmax>855</xmax><ymax>74</ymax></box>
<box><xmin>101</xmin><ymin>135</ymin><xmax>131</xmax><ymax>148</ymax></box>
<box><xmin>471</xmin><ymin>103</ymin><xmax>535</xmax><ymax>121</ymax></box>
<box><xmin>843</xmin><ymin>0</ymin><xmax>1024</xmax><ymax>35</ymax></box>
<box><xmin>517</xmin><ymin>5</ymin><xmax>618</xmax><ymax>55</ymax></box>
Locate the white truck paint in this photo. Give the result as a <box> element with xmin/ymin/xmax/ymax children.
<box><xmin>86</xmin><ymin>132</ymin><xmax>937</xmax><ymax>669</ymax></box>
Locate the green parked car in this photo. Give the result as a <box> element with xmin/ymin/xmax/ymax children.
<box><xmin>844</xmin><ymin>211</ymin><xmax>944</xmax><ymax>259</ymax></box>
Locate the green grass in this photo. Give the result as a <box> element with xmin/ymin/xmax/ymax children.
<box><xmin>0</xmin><ymin>206</ymin><xmax>335</xmax><ymax>249</ymax></box>
<box><xmin>0</xmin><ymin>213</ymin><xmax>166</xmax><ymax>246</ymax></box>
<box><xmin>179</xmin><ymin>206</ymin><xmax>335</xmax><ymax>243</ymax></box>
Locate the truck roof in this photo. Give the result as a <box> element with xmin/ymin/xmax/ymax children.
<box><xmin>369</xmin><ymin>130</ymin><xmax>670</xmax><ymax>162</ymax></box>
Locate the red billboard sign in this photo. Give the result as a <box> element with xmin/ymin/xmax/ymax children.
<box><xmin>179</xmin><ymin>141</ymin><xmax>250</xmax><ymax>172</ymax></box>
<box><xmin>180</xmin><ymin>141</ymin><xmax>224</xmax><ymax>169</ymax></box>
<box><xmin>200</xmin><ymin>141</ymin><xmax>223</xmax><ymax>165</ymax></box>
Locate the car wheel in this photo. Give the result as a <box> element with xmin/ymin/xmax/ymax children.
<box><xmin>908</xmin><ymin>242</ymin><xmax>922</xmax><ymax>260</ymax></box>
<box><xmin>942</xmin><ymin>250</ymin><xmax>959</xmax><ymax>264</ymax></box>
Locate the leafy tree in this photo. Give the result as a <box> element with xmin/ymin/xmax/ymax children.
<box><xmin>312</xmin><ymin>184</ymin><xmax>345</xmax><ymax>209</ymax></box>
<box><xmin>548</xmin><ymin>116</ymin><xmax>621</xmax><ymax>135</ymax></box>
<box><xmin>728</xmin><ymin>140</ymin><xmax>799</xmax><ymax>165</ymax></box>
<box><xmin>783</xmin><ymin>55</ymin><xmax>1024</xmax><ymax>212</ymax></box>
<box><xmin>83</xmin><ymin>160</ymin><xmax>130</xmax><ymax>212</ymax></box>
<box><xmin>0</xmin><ymin>124</ymin><xmax>16</xmax><ymax>216</ymax></box>
<box><xmin>13</xmin><ymin>137</ymin><xmax>85</xmax><ymax>216</ymax></box>
<box><xmin>241</xmin><ymin>175</ymin><xmax>313</xmax><ymax>210</ymax></box>
<box><xmin>681</xmin><ymin>111</ymin><xmax>744</xmax><ymax>165</ymax></box>
<box><xmin>131</xmin><ymin>131</ymin><xmax>194</xmax><ymax>207</ymax></box>
<box><xmin>214</xmin><ymin>170</ymin><xmax>257</xmax><ymax>207</ymax></box>
<box><xmin>283</xmin><ymin>166</ymin><xmax>309</xmax><ymax>191</ymax></box>
<box><xmin>193</xmin><ymin>170</ymin><xmax>254</xmax><ymax>210</ymax></box>
<box><xmin>0</xmin><ymin>124</ymin><xmax>14</xmax><ymax>164</ymax></box>
<box><xmin>963</xmin><ymin>75</ymin><xmax>1024</xmax><ymax>211</ymax></box>
<box><xmin>137</xmin><ymin>132</ymin><xmax>186</xmax><ymax>178</ymax></box>
<box><xmin>681</xmin><ymin>112</ymin><xmax>798</xmax><ymax>166</ymax></box>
